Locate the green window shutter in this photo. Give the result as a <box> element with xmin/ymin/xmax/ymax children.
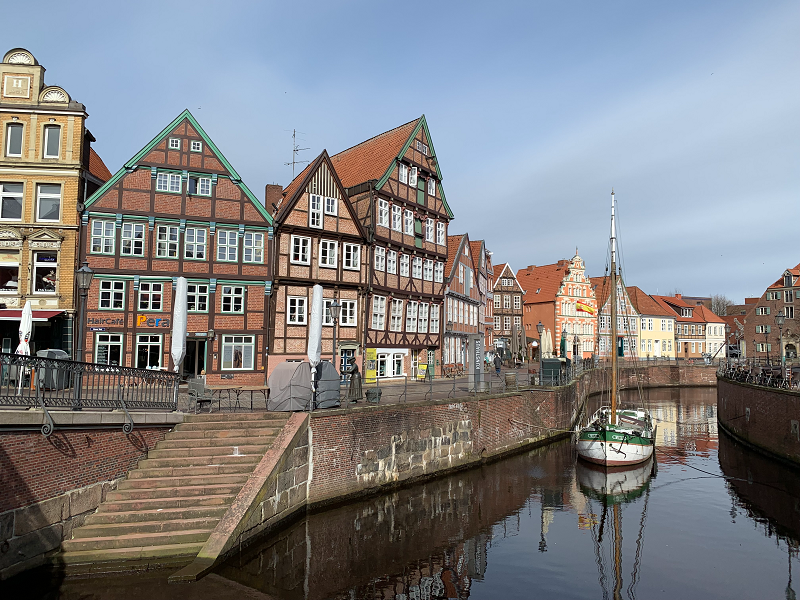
<box><xmin>414</xmin><ymin>218</ymin><xmax>422</xmax><ymax>235</ymax></box>
<box><xmin>417</xmin><ymin>178</ymin><xmax>425</xmax><ymax>205</ymax></box>
<box><xmin>415</xmin><ymin>237</ymin><xmax>423</xmax><ymax>249</ymax></box>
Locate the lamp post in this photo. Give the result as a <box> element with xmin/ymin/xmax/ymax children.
<box><xmin>74</xmin><ymin>261</ymin><xmax>94</xmax><ymax>410</ymax></box>
<box><xmin>775</xmin><ymin>310</ymin><xmax>785</xmax><ymax>367</ymax></box>
<box><xmin>536</xmin><ymin>321</ymin><xmax>544</xmax><ymax>385</ymax></box>
<box><xmin>330</xmin><ymin>299</ymin><xmax>341</xmax><ymax>374</ymax></box>
<box><xmin>764</xmin><ymin>328</ymin><xmax>770</xmax><ymax>366</ymax></box>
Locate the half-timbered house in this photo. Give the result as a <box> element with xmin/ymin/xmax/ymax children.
<box><xmin>79</xmin><ymin>110</ymin><xmax>272</xmax><ymax>384</ymax></box>
<box><xmin>443</xmin><ymin>234</ymin><xmax>481</xmax><ymax>371</ymax></box>
<box><xmin>267</xmin><ymin>151</ymin><xmax>369</xmax><ymax>376</ymax></box>
<box><xmin>330</xmin><ymin>116</ymin><xmax>452</xmax><ymax>380</ymax></box>
<box><xmin>491</xmin><ymin>263</ymin><xmax>525</xmax><ymax>360</ymax></box>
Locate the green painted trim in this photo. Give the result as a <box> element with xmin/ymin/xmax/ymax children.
<box><xmin>93</xmin><ymin>274</ymin><xmax>136</xmax><ymax>280</ymax></box>
<box><xmin>217</xmin><ymin>279</ymin><xmax>270</xmax><ymax>286</ymax></box>
<box><xmin>87</xmin><ymin>212</ymin><xmax>118</xmax><ymax>219</ymax></box>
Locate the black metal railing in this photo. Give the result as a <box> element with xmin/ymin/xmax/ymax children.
<box><xmin>718</xmin><ymin>360</ymin><xmax>800</xmax><ymax>390</ymax></box>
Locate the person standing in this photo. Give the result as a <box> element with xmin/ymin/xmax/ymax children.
<box><xmin>493</xmin><ymin>354</ymin><xmax>502</xmax><ymax>377</ymax></box>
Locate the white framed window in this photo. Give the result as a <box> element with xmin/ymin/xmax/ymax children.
<box><xmin>493</xmin><ymin>295</ymin><xmax>500</xmax><ymax>308</ymax></box>
<box><xmin>419</xmin><ymin>302</ymin><xmax>429</xmax><ymax>333</ymax></box>
<box><xmin>324</xmin><ymin>197</ymin><xmax>337</xmax><ymax>215</ymax></box>
<box><xmin>43</xmin><ymin>124</ymin><xmax>61</xmax><ymax>158</ymax></box>
<box><xmin>32</xmin><ymin>252</ymin><xmax>58</xmax><ymax>294</ymax></box>
<box><xmin>156</xmin><ymin>225</ymin><xmax>179</xmax><ymax>258</ymax></box>
<box><xmin>425</xmin><ymin>218</ymin><xmax>434</xmax><ymax>242</ymax></box>
<box><xmin>504</xmin><ymin>316</ymin><xmax>511</xmax><ymax>331</ymax></box>
<box><xmin>0</xmin><ymin>182</ymin><xmax>23</xmax><ymax>220</ymax></box>
<box><xmin>423</xmin><ymin>259</ymin><xmax>433</xmax><ymax>281</ymax></box>
<box><xmin>400</xmin><ymin>254</ymin><xmax>410</xmax><ymax>277</ymax></box>
<box><xmin>398</xmin><ymin>163</ymin><xmax>408</xmax><ymax>184</ymax></box>
<box><xmin>387</xmin><ymin>250</ymin><xmax>397</xmax><ymax>274</ymax></box>
<box><xmin>319</xmin><ymin>239</ymin><xmax>337</xmax><ymax>267</ymax></box>
<box><xmin>95</xmin><ymin>333</ymin><xmax>123</xmax><ymax>366</ymax></box>
<box><xmin>374</xmin><ymin>247</ymin><xmax>385</xmax><ymax>271</ymax></box>
<box><xmin>121</xmin><ymin>222</ymin><xmax>145</xmax><ymax>256</ymax></box>
<box><xmin>185</xmin><ymin>227</ymin><xmax>207</xmax><ymax>259</ymax></box>
<box><xmin>190</xmin><ymin>140</ymin><xmax>202</xmax><ymax>152</ymax></box>
<box><xmin>290</xmin><ymin>235</ymin><xmax>310</xmax><ymax>264</ymax></box>
<box><xmin>434</xmin><ymin>262</ymin><xmax>444</xmax><ymax>283</ymax></box>
<box><xmin>156</xmin><ymin>172</ymin><xmax>182</xmax><ymax>193</ymax></box>
<box><xmin>756</xmin><ymin>306</ymin><xmax>770</xmax><ymax>316</ymax></box>
<box><xmin>136</xmin><ymin>334</ymin><xmax>162</xmax><ymax>369</ymax></box>
<box><xmin>287</xmin><ymin>296</ymin><xmax>307</xmax><ymax>324</ymax></box>
<box><xmin>99</xmin><ymin>280</ymin><xmax>125</xmax><ymax>310</ymax></box>
<box><xmin>436</xmin><ymin>222</ymin><xmax>445</xmax><ymax>245</ymax></box>
<box><xmin>343</xmin><ymin>243</ymin><xmax>360</xmax><ymax>270</ymax></box>
<box><xmin>0</xmin><ymin>250</ymin><xmax>19</xmax><ymax>293</ymax></box>
<box><xmin>390</xmin><ymin>299</ymin><xmax>404</xmax><ymax>332</ymax></box>
<box><xmin>340</xmin><ymin>299</ymin><xmax>357</xmax><ymax>326</ymax></box>
<box><xmin>5</xmin><ymin>123</ymin><xmax>23</xmax><ymax>157</ymax></box>
<box><xmin>412</xmin><ymin>257</ymin><xmax>422</xmax><ymax>279</ymax></box>
<box><xmin>409</xmin><ymin>167</ymin><xmax>418</xmax><ymax>187</ymax></box>
<box><xmin>36</xmin><ymin>184</ymin><xmax>61</xmax><ymax>221</ymax></box>
<box><xmin>323</xmin><ymin>299</ymin><xmax>336</xmax><ymax>326</ymax></box>
<box><xmin>392</xmin><ymin>206</ymin><xmax>402</xmax><ymax>231</ymax></box>
<box><xmin>138</xmin><ymin>282</ymin><xmax>163</xmax><ymax>311</ymax></box>
<box><xmin>378</xmin><ymin>199</ymin><xmax>389</xmax><ymax>227</ymax></box>
<box><xmin>513</xmin><ymin>295</ymin><xmax>521</xmax><ymax>310</ymax></box>
<box><xmin>428</xmin><ymin>177</ymin><xmax>436</xmax><ymax>196</ymax></box>
<box><xmin>222</xmin><ymin>335</ymin><xmax>254</xmax><ymax>370</ymax></box>
<box><xmin>514</xmin><ymin>316</ymin><xmax>521</xmax><ymax>330</ymax></box>
<box><xmin>188</xmin><ymin>175</ymin><xmax>211</xmax><ymax>196</ymax></box>
<box><xmin>168</xmin><ymin>138</ymin><xmax>180</xmax><ymax>150</ymax></box>
<box><xmin>309</xmin><ymin>194</ymin><xmax>322</xmax><ymax>228</ymax></box>
<box><xmin>243</xmin><ymin>232</ymin><xmax>264</xmax><ymax>263</ymax></box>
<box><xmin>187</xmin><ymin>283</ymin><xmax>208</xmax><ymax>312</ymax></box>
<box><xmin>430</xmin><ymin>304</ymin><xmax>440</xmax><ymax>333</ymax></box>
<box><xmin>785</xmin><ymin>306</ymin><xmax>795</xmax><ymax>319</ymax></box>
<box><xmin>371</xmin><ymin>295</ymin><xmax>386</xmax><ymax>330</ymax></box>
<box><xmin>221</xmin><ymin>285</ymin><xmax>245</xmax><ymax>313</ymax></box>
<box><xmin>495</xmin><ymin>316</ymin><xmax>501</xmax><ymax>330</ymax></box>
<box><xmin>504</xmin><ymin>295</ymin><xmax>511</xmax><ymax>309</ymax></box>
<box><xmin>404</xmin><ymin>210</ymin><xmax>414</xmax><ymax>235</ymax></box>
<box><xmin>217</xmin><ymin>230</ymin><xmax>238</xmax><ymax>261</ymax></box>
<box><xmin>406</xmin><ymin>301</ymin><xmax>418</xmax><ymax>332</ymax></box>
<box><xmin>91</xmin><ymin>219</ymin><xmax>115</xmax><ymax>254</ymax></box>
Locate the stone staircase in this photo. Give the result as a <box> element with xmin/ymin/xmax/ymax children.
<box><xmin>60</xmin><ymin>412</ymin><xmax>291</xmax><ymax>566</ymax></box>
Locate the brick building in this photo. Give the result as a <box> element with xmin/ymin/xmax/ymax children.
<box><xmin>491</xmin><ymin>262</ymin><xmax>525</xmax><ymax>359</ymax></box>
<box><xmin>442</xmin><ymin>233</ymin><xmax>481</xmax><ymax>369</ymax></box>
<box><xmin>469</xmin><ymin>239</ymin><xmax>493</xmax><ymax>353</ymax></box>
<box><xmin>330</xmin><ymin>117</ymin><xmax>451</xmax><ymax>380</ymax></box>
<box><xmin>79</xmin><ymin>110</ymin><xmax>272</xmax><ymax>384</ymax></box>
<box><xmin>0</xmin><ymin>48</ymin><xmax>110</xmax><ymax>355</ymax></box>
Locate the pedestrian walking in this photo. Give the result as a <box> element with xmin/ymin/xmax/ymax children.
<box><xmin>493</xmin><ymin>354</ymin><xmax>502</xmax><ymax>377</ymax></box>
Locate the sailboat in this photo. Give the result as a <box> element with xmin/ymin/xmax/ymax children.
<box><xmin>576</xmin><ymin>190</ymin><xmax>655</xmax><ymax>466</ymax></box>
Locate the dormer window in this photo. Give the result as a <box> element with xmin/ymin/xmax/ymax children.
<box><xmin>785</xmin><ymin>274</ymin><xmax>793</xmax><ymax>288</ymax></box>
<box><xmin>168</xmin><ymin>138</ymin><xmax>180</xmax><ymax>150</ymax></box>
<box><xmin>190</xmin><ymin>140</ymin><xmax>202</xmax><ymax>152</ymax></box>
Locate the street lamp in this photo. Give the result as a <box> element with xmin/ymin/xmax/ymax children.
<box><xmin>329</xmin><ymin>299</ymin><xmax>341</xmax><ymax>373</ymax></box>
<box><xmin>775</xmin><ymin>310</ymin><xmax>785</xmax><ymax>367</ymax></box>
<box><xmin>536</xmin><ymin>321</ymin><xmax>544</xmax><ymax>385</ymax></box>
<box><xmin>763</xmin><ymin>327</ymin><xmax>770</xmax><ymax>366</ymax></box>
<box><xmin>74</xmin><ymin>262</ymin><xmax>94</xmax><ymax>410</ymax></box>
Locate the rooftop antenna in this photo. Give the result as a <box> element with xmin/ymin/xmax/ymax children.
<box><xmin>285</xmin><ymin>129</ymin><xmax>309</xmax><ymax>178</ymax></box>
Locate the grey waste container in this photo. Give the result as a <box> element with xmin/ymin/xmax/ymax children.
<box><xmin>365</xmin><ymin>388</ymin><xmax>382</xmax><ymax>404</ymax></box>
<box><xmin>36</xmin><ymin>349</ymin><xmax>70</xmax><ymax>390</ymax></box>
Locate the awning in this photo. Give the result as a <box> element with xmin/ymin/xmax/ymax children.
<box><xmin>0</xmin><ymin>309</ymin><xmax>65</xmax><ymax>322</ymax></box>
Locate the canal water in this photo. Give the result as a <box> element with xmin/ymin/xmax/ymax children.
<box><xmin>5</xmin><ymin>387</ymin><xmax>799</xmax><ymax>599</ymax></box>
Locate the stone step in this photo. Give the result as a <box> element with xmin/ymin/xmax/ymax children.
<box><xmin>128</xmin><ymin>463</ymin><xmax>254</xmax><ymax>479</ymax></box>
<box><xmin>166</xmin><ymin>427</ymin><xmax>282</xmax><ymax>439</ymax></box>
<box><xmin>85</xmin><ymin>505</ymin><xmax>228</xmax><ymax>525</ymax></box>
<box><xmin>59</xmin><ymin>542</ymin><xmax>205</xmax><ymax>565</ymax></box>
<box><xmin>155</xmin><ymin>435</ymin><xmax>277</xmax><ymax>450</ymax></box>
<box><xmin>177</xmin><ymin>418</ymin><xmax>289</xmax><ymax>431</ymax></box>
<box><xmin>137</xmin><ymin>454</ymin><xmax>261</xmax><ymax>469</ymax></box>
<box><xmin>147</xmin><ymin>444</ymin><xmax>268</xmax><ymax>459</ymax></box>
<box><xmin>183</xmin><ymin>412</ymin><xmax>289</xmax><ymax>423</ymax></box>
<box><xmin>72</xmin><ymin>517</ymin><xmax>221</xmax><ymax>539</ymax></box>
<box><xmin>63</xmin><ymin>528</ymin><xmax>213</xmax><ymax>552</ymax></box>
<box><xmin>118</xmin><ymin>473</ymin><xmax>249</xmax><ymax>490</ymax></box>
<box><xmin>107</xmin><ymin>483</ymin><xmax>242</xmax><ymax>502</ymax></box>
<box><xmin>98</xmin><ymin>493</ymin><xmax>236</xmax><ymax>513</ymax></box>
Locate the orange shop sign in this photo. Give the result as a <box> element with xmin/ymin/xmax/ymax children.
<box><xmin>137</xmin><ymin>315</ymin><xmax>171</xmax><ymax>328</ymax></box>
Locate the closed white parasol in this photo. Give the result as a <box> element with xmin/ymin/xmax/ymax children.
<box><xmin>307</xmin><ymin>284</ymin><xmax>323</xmax><ymax>408</ymax></box>
<box><xmin>171</xmin><ymin>277</ymin><xmax>188</xmax><ymax>373</ymax></box>
<box><xmin>16</xmin><ymin>300</ymin><xmax>32</xmax><ymax>356</ymax></box>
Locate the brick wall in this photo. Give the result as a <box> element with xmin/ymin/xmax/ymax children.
<box><xmin>717</xmin><ymin>377</ymin><xmax>800</xmax><ymax>465</ymax></box>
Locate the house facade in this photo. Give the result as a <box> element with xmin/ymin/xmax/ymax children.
<box><xmin>591</xmin><ymin>275</ymin><xmax>639</xmax><ymax>359</ymax></box>
<box><xmin>626</xmin><ymin>286</ymin><xmax>676</xmax><ymax>359</ymax></box>
<box><xmin>650</xmin><ymin>295</ymin><xmax>709</xmax><ymax>360</ymax></box>
<box><xmin>740</xmin><ymin>264</ymin><xmax>799</xmax><ymax>362</ymax></box>
<box><xmin>331</xmin><ymin>117</ymin><xmax>451</xmax><ymax>380</ymax></box>
<box><xmin>469</xmin><ymin>239</ymin><xmax>493</xmax><ymax>354</ymax></box>
<box><xmin>79</xmin><ymin>110</ymin><xmax>272</xmax><ymax>384</ymax></box>
<box><xmin>267</xmin><ymin>151</ymin><xmax>368</xmax><ymax>377</ymax></box>
<box><xmin>0</xmin><ymin>48</ymin><xmax>109</xmax><ymax>355</ymax></box>
<box><xmin>491</xmin><ymin>262</ymin><xmax>525</xmax><ymax>359</ymax></box>
<box><xmin>442</xmin><ymin>234</ymin><xmax>481</xmax><ymax>369</ymax></box>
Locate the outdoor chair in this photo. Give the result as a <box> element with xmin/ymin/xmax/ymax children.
<box><xmin>188</xmin><ymin>378</ymin><xmax>213</xmax><ymax>413</ymax></box>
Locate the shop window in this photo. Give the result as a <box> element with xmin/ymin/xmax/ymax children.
<box><xmin>222</xmin><ymin>335</ymin><xmax>254</xmax><ymax>370</ymax></box>
<box><xmin>32</xmin><ymin>252</ymin><xmax>57</xmax><ymax>293</ymax></box>
<box><xmin>0</xmin><ymin>250</ymin><xmax>20</xmax><ymax>293</ymax></box>
<box><xmin>95</xmin><ymin>333</ymin><xmax>123</xmax><ymax>366</ymax></box>
<box><xmin>136</xmin><ymin>334</ymin><xmax>162</xmax><ymax>369</ymax></box>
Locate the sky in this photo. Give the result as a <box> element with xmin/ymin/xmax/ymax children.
<box><xmin>9</xmin><ymin>0</ymin><xmax>798</xmax><ymax>302</ymax></box>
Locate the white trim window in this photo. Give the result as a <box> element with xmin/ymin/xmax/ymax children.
<box><xmin>390</xmin><ymin>299</ymin><xmax>404</xmax><ymax>332</ymax></box>
<box><xmin>5</xmin><ymin>123</ymin><xmax>23</xmax><ymax>157</ymax></box>
<box><xmin>36</xmin><ymin>184</ymin><xmax>61</xmax><ymax>222</ymax></box>
<box><xmin>156</xmin><ymin>225</ymin><xmax>179</xmax><ymax>258</ymax></box>
<box><xmin>188</xmin><ymin>175</ymin><xmax>211</xmax><ymax>196</ymax></box>
<box><xmin>290</xmin><ymin>235</ymin><xmax>310</xmax><ymax>264</ymax></box>
<box><xmin>398</xmin><ymin>163</ymin><xmax>408</xmax><ymax>184</ymax></box>
<box><xmin>423</xmin><ymin>259</ymin><xmax>433</xmax><ymax>281</ymax></box>
<box><xmin>217</xmin><ymin>230</ymin><xmax>238</xmax><ymax>262</ymax></box>
<box><xmin>412</xmin><ymin>257</ymin><xmax>422</xmax><ymax>279</ymax></box>
<box><xmin>91</xmin><ymin>219</ymin><xmax>115</xmax><ymax>254</ymax></box>
<box><xmin>324</xmin><ymin>197</ymin><xmax>337</xmax><ymax>215</ymax></box>
<box><xmin>309</xmin><ymin>194</ymin><xmax>323</xmax><ymax>228</ymax></box>
<box><xmin>400</xmin><ymin>254</ymin><xmax>409</xmax><ymax>277</ymax></box>
<box><xmin>288</xmin><ymin>296</ymin><xmax>307</xmax><ymax>324</ymax></box>
<box><xmin>221</xmin><ymin>335</ymin><xmax>254</xmax><ymax>370</ymax></box>
<box><xmin>387</xmin><ymin>249</ymin><xmax>397</xmax><ymax>274</ymax></box>
<box><xmin>95</xmin><ymin>333</ymin><xmax>122</xmax><ymax>366</ymax></box>
<box><xmin>243</xmin><ymin>232</ymin><xmax>264</xmax><ymax>263</ymax></box>
<box><xmin>136</xmin><ymin>334</ymin><xmax>162</xmax><ymax>369</ymax></box>
<box><xmin>504</xmin><ymin>294</ymin><xmax>511</xmax><ymax>309</ymax></box>
<box><xmin>378</xmin><ymin>198</ymin><xmax>389</xmax><ymax>227</ymax></box>
<box><xmin>138</xmin><ymin>282</ymin><xmax>163</xmax><ymax>311</ymax></box>
<box><xmin>187</xmin><ymin>283</ymin><xmax>208</xmax><ymax>312</ymax></box>
<box><xmin>343</xmin><ymin>243</ymin><xmax>360</xmax><ymax>270</ymax></box>
<box><xmin>121</xmin><ymin>222</ymin><xmax>145</xmax><ymax>256</ymax></box>
<box><xmin>371</xmin><ymin>295</ymin><xmax>386</xmax><ymax>330</ymax></box>
<box><xmin>221</xmin><ymin>285</ymin><xmax>245</xmax><ymax>313</ymax></box>
<box><xmin>374</xmin><ymin>247</ymin><xmax>385</xmax><ymax>272</ymax></box>
<box><xmin>190</xmin><ymin>140</ymin><xmax>202</xmax><ymax>152</ymax></box>
<box><xmin>156</xmin><ymin>172</ymin><xmax>182</xmax><ymax>193</ymax></box>
<box><xmin>428</xmin><ymin>177</ymin><xmax>436</xmax><ymax>196</ymax></box>
<box><xmin>436</xmin><ymin>222</ymin><xmax>445</xmax><ymax>245</ymax></box>
<box><xmin>99</xmin><ymin>280</ymin><xmax>125</xmax><ymax>310</ymax></box>
<box><xmin>409</xmin><ymin>167</ymin><xmax>418</xmax><ymax>187</ymax></box>
<box><xmin>406</xmin><ymin>301</ymin><xmax>418</xmax><ymax>332</ymax></box>
<box><xmin>514</xmin><ymin>295</ymin><xmax>521</xmax><ymax>310</ymax></box>
<box><xmin>0</xmin><ymin>182</ymin><xmax>23</xmax><ymax>220</ymax></box>
<box><xmin>493</xmin><ymin>295</ymin><xmax>500</xmax><ymax>308</ymax></box>
<box><xmin>340</xmin><ymin>299</ymin><xmax>357</xmax><ymax>326</ymax></box>
<box><xmin>323</xmin><ymin>299</ymin><xmax>335</xmax><ymax>326</ymax></box>
<box><xmin>434</xmin><ymin>262</ymin><xmax>444</xmax><ymax>283</ymax></box>
<box><xmin>168</xmin><ymin>138</ymin><xmax>180</xmax><ymax>150</ymax></box>
<box><xmin>185</xmin><ymin>227</ymin><xmax>207</xmax><ymax>260</ymax></box>
<box><xmin>425</xmin><ymin>218</ymin><xmax>434</xmax><ymax>242</ymax></box>
<box><xmin>392</xmin><ymin>206</ymin><xmax>402</xmax><ymax>231</ymax></box>
<box><xmin>418</xmin><ymin>302</ymin><xmax>429</xmax><ymax>333</ymax></box>
<box><xmin>404</xmin><ymin>209</ymin><xmax>414</xmax><ymax>235</ymax></box>
<box><xmin>430</xmin><ymin>304</ymin><xmax>440</xmax><ymax>333</ymax></box>
<box><xmin>319</xmin><ymin>239</ymin><xmax>337</xmax><ymax>268</ymax></box>
<box><xmin>495</xmin><ymin>316</ymin><xmax>501</xmax><ymax>330</ymax></box>
<box><xmin>504</xmin><ymin>316</ymin><xmax>511</xmax><ymax>332</ymax></box>
<box><xmin>43</xmin><ymin>124</ymin><xmax>61</xmax><ymax>158</ymax></box>
<box><xmin>514</xmin><ymin>316</ymin><xmax>521</xmax><ymax>330</ymax></box>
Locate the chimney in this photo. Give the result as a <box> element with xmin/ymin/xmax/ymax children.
<box><xmin>676</xmin><ymin>293</ymin><xmax>682</xmax><ymax>299</ymax></box>
<box><xmin>265</xmin><ymin>184</ymin><xmax>283</xmax><ymax>212</ymax></box>
<box><xmin>527</xmin><ymin>265</ymin><xmax>535</xmax><ymax>273</ymax></box>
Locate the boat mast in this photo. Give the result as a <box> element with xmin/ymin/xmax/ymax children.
<box><xmin>610</xmin><ymin>190</ymin><xmax>618</xmax><ymax>425</ymax></box>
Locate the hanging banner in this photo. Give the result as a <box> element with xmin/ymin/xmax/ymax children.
<box><xmin>364</xmin><ymin>347</ymin><xmax>377</xmax><ymax>383</ymax></box>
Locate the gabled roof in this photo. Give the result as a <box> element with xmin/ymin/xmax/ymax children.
<box><xmin>493</xmin><ymin>262</ymin><xmax>524</xmax><ymax>292</ymax></box>
<box><xmin>626</xmin><ymin>286</ymin><xmax>674</xmax><ymax>317</ymax></box>
<box><xmin>85</xmin><ymin>110</ymin><xmax>271</xmax><ymax>224</ymax></box>
<box><xmin>694</xmin><ymin>304</ymin><xmax>725</xmax><ymax>324</ymax></box>
<box><xmin>767</xmin><ymin>262</ymin><xmax>800</xmax><ymax>289</ymax></box>
<box><xmin>88</xmin><ymin>148</ymin><xmax>112</xmax><ymax>182</ymax></box>
<box><xmin>469</xmin><ymin>240</ymin><xmax>485</xmax><ymax>272</ymax></box>
<box><xmin>517</xmin><ymin>262</ymin><xmax>571</xmax><ymax>303</ymax></box>
<box><xmin>445</xmin><ymin>234</ymin><xmax>465</xmax><ymax>279</ymax></box>
<box><xmin>590</xmin><ymin>276</ymin><xmax>637</xmax><ymax>314</ymax></box>
<box><xmin>650</xmin><ymin>295</ymin><xmax>706</xmax><ymax>323</ymax></box>
<box><xmin>278</xmin><ymin>160</ymin><xmax>316</xmax><ymax>213</ymax></box>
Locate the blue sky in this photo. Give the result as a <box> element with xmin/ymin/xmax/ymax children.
<box><xmin>12</xmin><ymin>0</ymin><xmax>799</xmax><ymax>302</ymax></box>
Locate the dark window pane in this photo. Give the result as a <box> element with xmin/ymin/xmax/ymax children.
<box><xmin>6</xmin><ymin>124</ymin><xmax>22</xmax><ymax>155</ymax></box>
<box><xmin>44</xmin><ymin>125</ymin><xmax>60</xmax><ymax>157</ymax></box>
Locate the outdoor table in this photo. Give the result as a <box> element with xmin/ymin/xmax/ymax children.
<box><xmin>236</xmin><ymin>385</ymin><xmax>270</xmax><ymax>410</ymax></box>
<box><xmin>207</xmin><ymin>385</ymin><xmax>243</xmax><ymax>411</ymax></box>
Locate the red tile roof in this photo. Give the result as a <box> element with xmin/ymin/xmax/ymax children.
<box><xmin>516</xmin><ymin>263</ymin><xmax>570</xmax><ymax>303</ymax></box>
<box><xmin>650</xmin><ymin>295</ymin><xmax>708</xmax><ymax>323</ymax></box>
<box><xmin>589</xmin><ymin>276</ymin><xmax>611</xmax><ymax>307</ymax></box>
<box><xmin>330</xmin><ymin>118</ymin><xmax>420</xmax><ymax>188</ymax></box>
<box><xmin>694</xmin><ymin>304</ymin><xmax>725</xmax><ymax>324</ymax></box>
<box><xmin>626</xmin><ymin>286</ymin><xmax>674</xmax><ymax>317</ymax></box>
<box><xmin>446</xmin><ymin>234</ymin><xmax>465</xmax><ymax>278</ymax></box>
<box><xmin>469</xmin><ymin>240</ymin><xmax>484</xmax><ymax>268</ymax></box>
<box><xmin>767</xmin><ymin>262</ymin><xmax>800</xmax><ymax>289</ymax></box>
<box><xmin>88</xmin><ymin>148</ymin><xmax>112</xmax><ymax>182</ymax></box>
<box><xmin>277</xmin><ymin>157</ymin><xmax>318</xmax><ymax>218</ymax></box>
